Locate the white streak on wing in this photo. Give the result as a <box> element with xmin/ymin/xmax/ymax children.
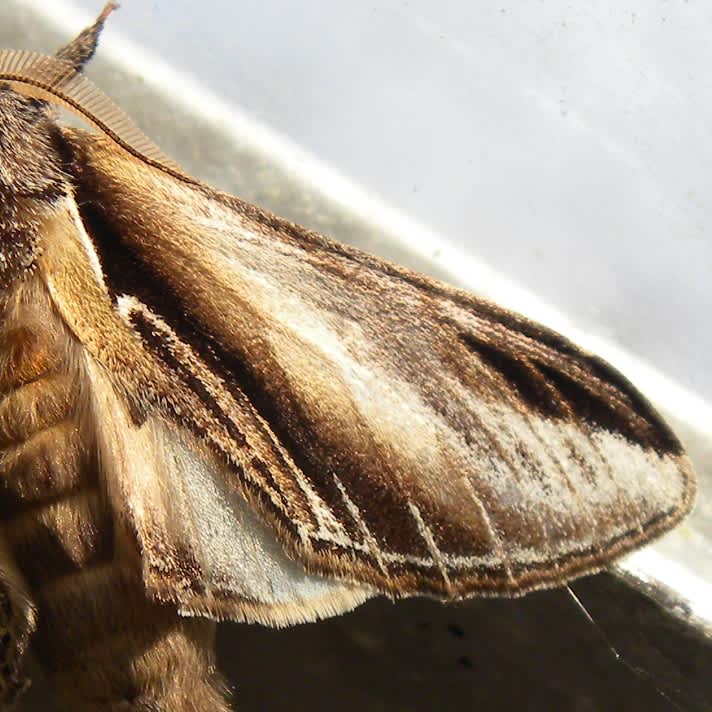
<box><xmin>115</xmin><ymin>293</ymin><xmax>138</xmax><ymax>320</ymax></box>
<box><xmin>459</xmin><ymin>474</ymin><xmax>515</xmax><ymax>582</ymax></box>
<box><xmin>287</xmin><ymin>467</ymin><xmax>355</xmax><ymax>547</ymax></box>
<box><xmin>461</xmin><ymin>393</ymin><xmax>615</xmax><ymax>523</ymax></box>
<box><xmin>515</xmin><ymin>406</ymin><xmax>602</xmax><ymax>540</ymax></box>
<box><xmin>486</xmin><ymin>408</ymin><xmax>683</xmax><ymax>545</ymax></box>
<box><xmin>407</xmin><ymin>502</ymin><xmax>453</xmax><ymax>592</ymax></box>
<box><xmin>332</xmin><ymin>473</ymin><xmax>390</xmax><ymax>580</ymax></box>
<box><xmin>67</xmin><ymin>199</ymin><xmax>107</xmax><ymax>290</ymax></box>
<box><xmin>153</xmin><ymin>422</ymin><xmax>359</xmax><ymax>605</ymax></box>
<box><xmin>229</xmin><ymin>267</ymin><xmax>461</xmax><ymax>492</ymax></box>
<box><xmin>543</xmin><ymin>414</ymin><xmax>645</xmax><ymax>538</ymax></box>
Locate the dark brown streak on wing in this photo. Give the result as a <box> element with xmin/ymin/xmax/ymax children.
<box><xmin>129</xmin><ymin>313</ymin><xmax>248</xmax><ymax>450</ymax></box>
<box><xmin>457</xmin><ymin>328</ymin><xmax>682</xmax><ymax>457</ymax></box>
<box><xmin>464</xmin><ymin>336</ymin><xmax>573</xmax><ymax>420</ymax></box>
<box><xmin>128</xmin><ymin>310</ymin><xmax>293</xmax><ymax>516</ymax></box>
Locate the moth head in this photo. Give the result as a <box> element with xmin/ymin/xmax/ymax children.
<box><xmin>0</xmin><ymin>84</ymin><xmax>72</xmax><ymax>289</ymax></box>
<box><xmin>0</xmin><ymin>85</ymin><xmax>67</xmax><ymax>200</ymax></box>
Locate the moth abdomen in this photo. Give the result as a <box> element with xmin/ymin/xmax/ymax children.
<box><xmin>30</xmin><ymin>565</ymin><xmax>230</xmax><ymax>712</ymax></box>
<box><xmin>0</xmin><ymin>274</ymin><xmax>231</xmax><ymax>710</ymax></box>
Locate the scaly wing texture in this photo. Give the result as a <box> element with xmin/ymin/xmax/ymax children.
<box><xmin>56</xmin><ymin>129</ymin><xmax>694</xmax><ymax>604</ymax></box>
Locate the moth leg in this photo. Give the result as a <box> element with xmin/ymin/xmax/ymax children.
<box><xmin>0</xmin><ymin>537</ymin><xmax>36</xmax><ymax>709</ymax></box>
<box><xmin>54</xmin><ymin>2</ymin><xmax>119</xmax><ymax>73</ymax></box>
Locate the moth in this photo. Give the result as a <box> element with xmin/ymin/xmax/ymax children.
<box><xmin>0</xmin><ymin>4</ymin><xmax>696</xmax><ymax>711</ymax></box>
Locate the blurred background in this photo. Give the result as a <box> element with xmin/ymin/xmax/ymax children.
<box><xmin>3</xmin><ymin>1</ymin><xmax>711</xmax><ymax>709</ymax></box>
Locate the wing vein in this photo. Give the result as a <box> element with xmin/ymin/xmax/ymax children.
<box><xmin>331</xmin><ymin>473</ymin><xmax>391</xmax><ymax>582</ymax></box>
<box><xmin>407</xmin><ymin>501</ymin><xmax>453</xmax><ymax>595</ymax></box>
<box><xmin>458</xmin><ymin>474</ymin><xmax>515</xmax><ymax>583</ymax></box>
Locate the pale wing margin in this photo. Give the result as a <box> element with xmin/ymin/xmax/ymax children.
<box><xmin>63</xmin><ymin>129</ymin><xmax>695</xmax><ymax>601</ymax></box>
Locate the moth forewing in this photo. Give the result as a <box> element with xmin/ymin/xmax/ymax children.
<box><xmin>65</xmin><ymin>127</ymin><xmax>695</xmax><ymax>598</ymax></box>
<box><xmin>0</xmin><ymin>5</ymin><xmax>696</xmax><ymax>711</ymax></box>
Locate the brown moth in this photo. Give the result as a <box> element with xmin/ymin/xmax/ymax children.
<box><xmin>0</xmin><ymin>4</ymin><xmax>696</xmax><ymax>711</ymax></box>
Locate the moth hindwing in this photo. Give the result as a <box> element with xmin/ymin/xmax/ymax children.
<box><xmin>0</xmin><ymin>4</ymin><xmax>695</xmax><ymax>711</ymax></box>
